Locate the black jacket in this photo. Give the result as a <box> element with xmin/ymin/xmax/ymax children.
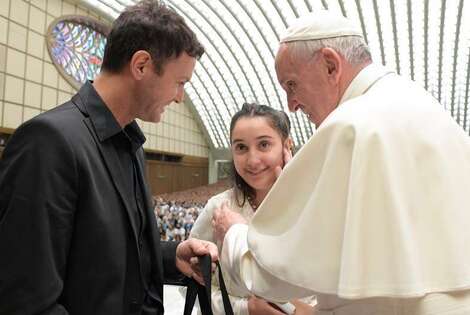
<box><xmin>0</xmin><ymin>82</ymin><xmax>183</xmax><ymax>315</ymax></box>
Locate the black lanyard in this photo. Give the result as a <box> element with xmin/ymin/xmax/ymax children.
<box><xmin>183</xmin><ymin>255</ymin><xmax>234</xmax><ymax>315</ymax></box>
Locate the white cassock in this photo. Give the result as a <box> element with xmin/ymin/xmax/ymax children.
<box><xmin>221</xmin><ymin>64</ymin><xmax>470</xmax><ymax>313</ymax></box>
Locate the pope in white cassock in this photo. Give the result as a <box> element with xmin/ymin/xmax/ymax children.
<box><xmin>212</xmin><ymin>10</ymin><xmax>470</xmax><ymax>315</ymax></box>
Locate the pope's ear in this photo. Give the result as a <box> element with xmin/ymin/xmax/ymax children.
<box><xmin>320</xmin><ymin>47</ymin><xmax>342</xmax><ymax>84</ymax></box>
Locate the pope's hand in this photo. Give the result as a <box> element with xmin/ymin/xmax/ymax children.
<box><xmin>248</xmin><ymin>296</ymin><xmax>285</xmax><ymax>315</ymax></box>
<box><xmin>275</xmin><ymin>146</ymin><xmax>293</xmax><ymax>178</ymax></box>
<box><xmin>291</xmin><ymin>299</ymin><xmax>316</xmax><ymax>314</ymax></box>
<box><xmin>212</xmin><ymin>201</ymin><xmax>247</xmax><ymax>244</ymax></box>
<box><xmin>175</xmin><ymin>238</ymin><xmax>218</xmax><ymax>285</ymax></box>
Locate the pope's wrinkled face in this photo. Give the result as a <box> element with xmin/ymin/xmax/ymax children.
<box><xmin>231</xmin><ymin>116</ymin><xmax>285</xmax><ymax>194</ymax></box>
<box><xmin>275</xmin><ymin>44</ymin><xmax>339</xmax><ymax>126</ymax></box>
<box><xmin>136</xmin><ymin>52</ymin><xmax>196</xmax><ymax>123</ymax></box>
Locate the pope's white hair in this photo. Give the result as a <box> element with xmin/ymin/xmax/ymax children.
<box><xmin>286</xmin><ymin>35</ymin><xmax>372</xmax><ymax>66</ymax></box>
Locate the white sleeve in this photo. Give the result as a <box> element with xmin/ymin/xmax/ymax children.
<box><xmin>211</xmin><ymin>286</ymin><xmax>249</xmax><ymax>315</ymax></box>
<box><xmin>222</xmin><ymin>224</ymin><xmax>315</xmax><ymax>302</ymax></box>
<box><xmin>190</xmin><ymin>197</ymin><xmax>218</xmax><ymax>242</ymax></box>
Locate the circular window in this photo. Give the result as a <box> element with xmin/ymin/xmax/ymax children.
<box><xmin>47</xmin><ymin>15</ymin><xmax>110</xmax><ymax>90</ymax></box>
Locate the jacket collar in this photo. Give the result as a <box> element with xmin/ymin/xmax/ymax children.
<box><xmin>72</xmin><ymin>81</ymin><xmax>145</xmax><ymax>146</ymax></box>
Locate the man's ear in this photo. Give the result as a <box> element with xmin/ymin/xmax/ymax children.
<box><xmin>129</xmin><ymin>50</ymin><xmax>152</xmax><ymax>80</ymax></box>
<box><xmin>320</xmin><ymin>47</ymin><xmax>342</xmax><ymax>85</ymax></box>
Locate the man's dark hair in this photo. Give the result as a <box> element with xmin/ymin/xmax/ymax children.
<box><xmin>101</xmin><ymin>0</ymin><xmax>204</xmax><ymax>74</ymax></box>
<box><xmin>229</xmin><ymin>103</ymin><xmax>291</xmax><ymax>208</ymax></box>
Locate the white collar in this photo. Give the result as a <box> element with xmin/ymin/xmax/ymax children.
<box><xmin>339</xmin><ymin>63</ymin><xmax>394</xmax><ymax>105</ymax></box>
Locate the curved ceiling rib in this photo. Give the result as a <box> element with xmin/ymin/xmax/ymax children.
<box><xmin>451</xmin><ymin>0</ymin><xmax>464</xmax><ymax>119</ymax></box>
<box><xmin>464</xmin><ymin>48</ymin><xmax>470</xmax><ymax>134</ymax></box>
<box><xmin>187</xmin><ymin>82</ymin><xmax>224</xmax><ymax>147</ymax></box>
<box><xmin>188</xmin><ymin>2</ymin><xmax>267</xmax><ymax>109</ymax></box>
<box><xmin>191</xmin><ymin>71</ymin><xmax>229</xmax><ymax>146</ymax></box>
<box><xmin>423</xmin><ymin>0</ymin><xmax>429</xmax><ymax>90</ymax></box>
<box><xmin>288</xmin><ymin>0</ymin><xmax>318</xmax><ymax>141</ymax></box>
<box><xmin>169</xmin><ymin>0</ymin><xmax>263</xmax><ymax>147</ymax></box>
<box><xmin>205</xmin><ymin>1</ymin><xmax>271</xmax><ymax>104</ymax></box>
<box><xmin>337</xmin><ymin>0</ymin><xmax>347</xmax><ymax>18</ymax></box>
<box><xmin>81</xmin><ymin>0</ymin><xmax>470</xmax><ymax>147</ymax></box>
<box><xmin>234</xmin><ymin>1</ymin><xmax>284</xmax><ymax>105</ymax></box>
<box><xmin>169</xmin><ymin>0</ymin><xmax>251</xmax><ymax>102</ymax></box>
<box><xmin>437</xmin><ymin>0</ymin><xmax>446</xmax><ymax>103</ymax></box>
<box><xmin>406</xmin><ymin>0</ymin><xmax>414</xmax><ymax>80</ymax></box>
<box><xmin>218</xmin><ymin>1</ymin><xmax>282</xmax><ymax>107</ymax></box>
<box><xmin>354</xmin><ymin>0</ymin><xmax>368</xmax><ymax>44</ymax></box>
<box><xmin>304</xmin><ymin>0</ymin><xmax>313</xmax><ymax>12</ymax></box>
<box><xmin>250</xmin><ymin>1</ymin><xmax>311</xmax><ymax>145</ymax></box>
<box><xmin>286</xmin><ymin>0</ymin><xmax>300</xmax><ymax>18</ymax></box>
<box><xmin>269</xmin><ymin>0</ymin><xmax>311</xmax><ymax>144</ymax></box>
<box><xmin>197</xmin><ymin>60</ymin><xmax>234</xmax><ymax>118</ymax></box>
<box><xmin>389</xmin><ymin>0</ymin><xmax>400</xmax><ymax>75</ymax></box>
<box><xmin>372</xmin><ymin>0</ymin><xmax>386</xmax><ymax>65</ymax></box>
<box><xmin>169</xmin><ymin>2</ymin><xmax>239</xmax><ymax>111</ymax></box>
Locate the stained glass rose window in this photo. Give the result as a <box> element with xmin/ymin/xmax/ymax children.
<box><xmin>47</xmin><ymin>16</ymin><xmax>110</xmax><ymax>90</ymax></box>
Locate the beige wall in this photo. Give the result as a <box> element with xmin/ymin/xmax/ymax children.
<box><xmin>0</xmin><ymin>0</ymin><xmax>210</xmax><ymax>158</ymax></box>
<box><xmin>137</xmin><ymin>102</ymin><xmax>210</xmax><ymax>157</ymax></box>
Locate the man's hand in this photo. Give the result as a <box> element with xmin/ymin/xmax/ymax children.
<box><xmin>212</xmin><ymin>201</ymin><xmax>247</xmax><ymax>244</ymax></box>
<box><xmin>175</xmin><ymin>238</ymin><xmax>218</xmax><ymax>285</ymax></box>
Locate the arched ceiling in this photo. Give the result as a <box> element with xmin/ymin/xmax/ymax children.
<box><xmin>82</xmin><ymin>0</ymin><xmax>470</xmax><ymax>148</ymax></box>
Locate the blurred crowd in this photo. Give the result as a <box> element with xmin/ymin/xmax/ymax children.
<box><xmin>153</xmin><ymin>198</ymin><xmax>203</xmax><ymax>241</ymax></box>
<box><xmin>153</xmin><ymin>179</ymin><xmax>231</xmax><ymax>241</ymax></box>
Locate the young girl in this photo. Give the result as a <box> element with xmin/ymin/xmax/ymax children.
<box><xmin>190</xmin><ymin>103</ymin><xmax>314</xmax><ymax>315</ymax></box>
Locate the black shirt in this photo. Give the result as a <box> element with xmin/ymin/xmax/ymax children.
<box><xmin>87</xmin><ymin>84</ymin><xmax>158</xmax><ymax>314</ymax></box>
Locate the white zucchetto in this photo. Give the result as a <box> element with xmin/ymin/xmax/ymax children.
<box><xmin>280</xmin><ymin>10</ymin><xmax>363</xmax><ymax>43</ymax></box>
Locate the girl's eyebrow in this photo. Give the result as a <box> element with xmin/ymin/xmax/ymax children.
<box><xmin>232</xmin><ymin>135</ymin><xmax>273</xmax><ymax>143</ymax></box>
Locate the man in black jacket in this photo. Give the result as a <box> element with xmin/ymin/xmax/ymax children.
<box><xmin>0</xmin><ymin>1</ymin><xmax>217</xmax><ymax>314</ymax></box>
